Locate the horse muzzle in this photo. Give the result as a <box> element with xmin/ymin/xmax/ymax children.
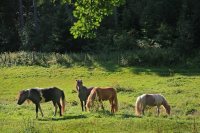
<box><xmin>17</xmin><ymin>101</ymin><xmax>22</xmax><ymax>105</ymax></box>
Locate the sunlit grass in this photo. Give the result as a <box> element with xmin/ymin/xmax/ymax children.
<box><xmin>0</xmin><ymin>66</ymin><xmax>200</xmax><ymax>132</ymax></box>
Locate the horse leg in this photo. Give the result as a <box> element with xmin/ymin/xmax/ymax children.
<box><xmin>157</xmin><ymin>106</ymin><xmax>160</xmax><ymax>116</ymax></box>
<box><xmin>81</xmin><ymin>100</ymin><xmax>84</xmax><ymax>111</ymax></box>
<box><xmin>142</xmin><ymin>105</ymin><xmax>146</xmax><ymax>115</ymax></box>
<box><xmin>57</xmin><ymin>101</ymin><xmax>62</xmax><ymax>116</ymax></box>
<box><xmin>53</xmin><ymin>102</ymin><xmax>58</xmax><ymax>116</ymax></box>
<box><xmin>35</xmin><ymin>104</ymin><xmax>39</xmax><ymax>118</ymax></box>
<box><xmin>84</xmin><ymin>101</ymin><xmax>87</xmax><ymax>111</ymax></box>
<box><xmin>100</xmin><ymin>100</ymin><xmax>104</xmax><ymax>110</ymax></box>
<box><xmin>109</xmin><ymin>99</ymin><xmax>114</xmax><ymax>113</ymax></box>
<box><xmin>38</xmin><ymin>104</ymin><xmax>44</xmax><ymax>117</ymax></box>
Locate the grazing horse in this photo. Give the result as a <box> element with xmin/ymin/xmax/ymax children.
<box><xmin>86</xmin><ymin>87</ymin><xmax>118</xmax><ymax>113</ymax></box>
<box><xmin>76</xmin><ymin>80</ymin><xmax>93</xmax><ymax>111</ymax></box>
<box><xmin>17</xmin><ymin>87</ymin><xmax>65</xmax><ymax>118</ymax></box>
<box><xmin>135</xmin><ymin>94</ymin><xmax>170</xmax><ymax>116</ymax></box>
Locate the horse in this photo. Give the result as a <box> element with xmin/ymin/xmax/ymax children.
<box><xmin>135</xmin><ymin>94</ymin><xmax>170</xmax><ymax>116</ymax></box>
<box><xmin>86</xmin><ymin>87</ymin><xmax>118</xmax><ymax>113</ymax></box>
<box><xmin>76</xmin><ymin>80</ymin><xmax>93</xmax><ymax>111</ymax></box>
<box><xmin>17</xmin><ymin>87</ymin><xmax>65</xmax><ymax>118</ymax></box>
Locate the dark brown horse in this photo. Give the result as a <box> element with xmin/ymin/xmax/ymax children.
<box><xmin>76</xmin><ymin>80</ymin><xmax>93</xmax><ymax>111</ymax></box>
<box><xmin>17</xmin><ymin>87</ymin><xmax>65</xmax><ymax>118</ymax></box>
<box><xmin>86</xmin><ymin>87</ymin><xmax>118</xmax><ymax>113</ymax></box>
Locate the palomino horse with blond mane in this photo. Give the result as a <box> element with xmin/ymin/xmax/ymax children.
<box><xmin>135</xmin><ymin>94</ymin><xmax>170</xmax><ymax>116</ymax></box>
<box><xmin>86</xmin><ymin>87</ymin><xmax>118</xmax><ymax>113</ymax></box>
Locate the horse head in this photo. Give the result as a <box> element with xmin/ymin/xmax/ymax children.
<box><xmin>17</xmin><ymin>90</ymin><xmax>29</xmax><ymax>105</ymax></box>
<box><xmin>76</xmin><ymin>80</ymin><xmax>83</xmax><ymax>91</ymax></box>
<box><xmin>162</xmin><ymin>97</ymin><xmax>171</xmax><ymax>115</ymax></box>
<box><xmin>164</xmin><ymin>102</ymin><xmax>171</xmax><ymax>115</ymax></box>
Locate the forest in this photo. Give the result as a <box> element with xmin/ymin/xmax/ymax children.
<box><xmin>1</xmin><ymin>0</ymin><xmax>200</xmax><ymax>67</ymax></box>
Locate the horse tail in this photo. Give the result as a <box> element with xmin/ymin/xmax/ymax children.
<box><xmin>61</xmin><ymin>90</ymin><xmax>65</xmax><ymax>114</ymax></box>
<box><xmin>135</xmin><ymin>96</ymin><xmax>142</xmax><ymax>116</ymax></box>
<box><xmin>113</xmin><ymin>90</ymin><xmax>118</xmax><ymax>112</ymax></box>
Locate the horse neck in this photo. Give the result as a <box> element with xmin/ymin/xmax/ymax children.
<box><xmin>89</xmin><ymin>90</ymin><xmax>97</xmax><ymax>101</ymax></box>
<box><xmin>77</xmin><ymin>84</ymin><xmax>84</xmax><ymax>90</ymax></box>
<box><xmin>162</xmin><ymin>98</ymin><xmax>169</xmax><ymax>109</ymax></box>
<box><xmin>27</xmin><ymin>89</ymin><xmax>39</xmax><ymax>103</ymax></box>
<box><xmin>25</xmin><ymin>90</ymin><xmax>30</xmax><ymax>99</ymax></box>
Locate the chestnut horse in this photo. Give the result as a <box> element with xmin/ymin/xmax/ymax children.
<box><xmin>76</xmin><ymin>80</ymin><xmax>93</xmax><ymax>111</ymax></box>
<box><xmin>135</xmin><ymin>94</ymin><xmax>170</xmax><ymax>116</ymax></box>
<box><xmin>17</xmin><ymin>87</ymin><xmax>65</xmax><ymax>118</ymax></box>
<box><xmin>86</xmin><ymin>87</ymin><xmax>118</xmax><ymax>113</ymax></box>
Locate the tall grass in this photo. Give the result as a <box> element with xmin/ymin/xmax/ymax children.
<box><xmin>0</xmin><ymin>49</ymin><xmax>192</xmax><ymax>68</ymax></box>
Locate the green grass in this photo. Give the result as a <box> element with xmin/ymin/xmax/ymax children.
<box><xmin>0</xmin><ymin>66</ymin><xmax>200</xmax><ymax>133</ymax></box>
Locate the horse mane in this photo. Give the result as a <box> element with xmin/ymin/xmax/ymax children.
<box><xmin>86</xmin><ymin>88</ymin><xmax>98</xmax><ymax>111</ymax></box>
<box><xmin>87</xmin><ymin>88</ymin><xmax>97</xmax><ymax>101</ymax></box>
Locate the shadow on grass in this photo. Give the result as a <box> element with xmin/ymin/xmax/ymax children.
<box><xmin>38</xmin><ymin>114</ymin><xmax>87</xmax><ymax>121</ymax></box>
<box><xmin>96</xmin><ymin>110</ymin><xmax>115</xmax><ymax>116</ymax></box>
<box><xmin>2</xmin><ymin>51</ymin><xmax>200</xmax><ymax>76</ymax></box>
<box><xmin>120</xmin><ymin>113</ymin><xmax>138</xmax><ymax>119</ymax></box>
<box><xmin>130</xmin><ymin>67</ymin><xmax>200</xmax><ymax>77</ymax></box>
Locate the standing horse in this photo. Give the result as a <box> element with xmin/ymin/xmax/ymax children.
<box><xmin>76</xmin><ymin>80</ymin><xmax>93</xmax><ymax>111</ymax></box>
<box><xmin>135</xmin><ymin>94</ymin><xmax>170</xmax><ymax>116</ymax></box>
<box><xmin>86</xmin><ymin>87</ymin><xmax>118</xmax><ymax>113</ymax></box>
<box><xmin>17</xmin><ymin>87</ymin><xmax>65</xmax><ymax>118</ymax></box>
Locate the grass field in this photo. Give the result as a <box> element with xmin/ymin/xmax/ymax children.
<box><xmin>0</xmin><ymin>65</ymin><xmax>200</xmax><ymax>133</ymax></box>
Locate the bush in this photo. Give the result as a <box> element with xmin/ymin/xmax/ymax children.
<box><xmin>113</xmin><ymin>31</ymin><xmax>138</xmax><ymax>50</ymax></box>
<box><xmin>0</xmin><ymin>50</ymin><xmax>198</xmax><ymax>68</ymax></box>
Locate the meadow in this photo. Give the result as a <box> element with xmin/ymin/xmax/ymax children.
<box><xmin>0</xmin><ymin>53</ymin><xmax>200</xmax><ymax>132</ymax></box>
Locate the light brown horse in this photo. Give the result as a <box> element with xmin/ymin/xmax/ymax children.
<box><xmin>135</xmin><ymin>94</ymin><xmax>171</xmax><ymax>116</ymax></box>
<box><xmin>86</xmin><ymin>87</ymin><xmax>118</xmax><ymax>113</ymax></box>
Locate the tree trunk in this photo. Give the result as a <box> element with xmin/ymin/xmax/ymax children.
<box><xmin>114</xmin><ymin>7</ymin><xmax>118</xmax><ymax>29</ymax></box>
<box><xmin>33</xmin><ymin>0</ymin><xmax>39</xmax><ymax>32</ymax></box>
<box><xmin>19</xmin><ymin>0</ymin><xmax>24</xmax><ymax>30</ymax></box>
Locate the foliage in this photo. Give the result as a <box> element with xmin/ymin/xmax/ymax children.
<box><xmin>1</xmin><ymin>0</ymin><xmax>200</xmax><ymax>58</ymax></box>
<box><xmin>0</xmin><ymin>0</ymin><xmax>20</xmax><ymax>52</ymax></box>
<box><xmin>70</xmin><ymin>0</ymin><xmax>125</xmax><ymax>38</ymax></box>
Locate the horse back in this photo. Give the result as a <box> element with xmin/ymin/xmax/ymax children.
<box><xmin>95</xmin><ymin>87</ymin><xmax>116</xmax><ymax>100</ymax></box>
<box><xmin>41</xmin><ymin>87</ymin><xmax>63</xmax><ymax>102</ymax></box>
<box><xmin>145</xmin><ymin>94</ymin><xmax>164</xmax><ymax>106</ymax></box>
<box><xmin>145</xmin><ymin>94</ymin><xmax>156</xmax><ymax>106</ymax></box>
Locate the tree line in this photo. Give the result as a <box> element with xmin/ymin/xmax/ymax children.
<box><xmin>0</xmin><ymin>0</ymin><xmax>200</xmax><ymax>56</ymax></box>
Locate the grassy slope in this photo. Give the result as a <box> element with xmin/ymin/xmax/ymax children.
<box><xmin>0</xmin><ymin>66</ymin><xmax>200</xmax><ymax>133</ymax></box>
